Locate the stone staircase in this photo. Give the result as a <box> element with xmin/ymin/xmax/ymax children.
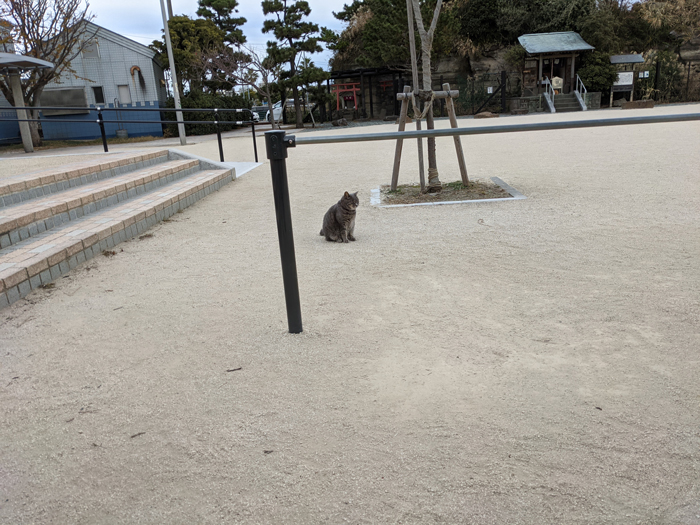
<box><xmin>0</xmin><ymin>150</ymin><xmax>235</xmax><ymax>309</ymax></box>
<box><xmin>553</xmin><ymin>93</ymin><xmax>583</xmax><ymax>113</ymax></box>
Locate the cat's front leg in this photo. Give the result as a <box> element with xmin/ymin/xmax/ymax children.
<box><xmin>348</xmin><ymin>218</ymin><xmax>356</xmax><ymax>241</ymax></box>
<box><xmin>340</xmin><ymin>230</ymin><xmax>349</xmax><ymax>243</ymax></box>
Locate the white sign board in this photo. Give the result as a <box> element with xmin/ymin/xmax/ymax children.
<box><xmin>487</xmin><ymin>87</ymin><xmax>493</xmax><ymax>94</ymax></box>
<box><xmin>614</xmin><ymin>72</ymin><xmax>634</xmax><ymax>86</ymax></box>
<box><xmin>612</xmin><ymin>71</ymin><xmax>635</xmax><ymax>92</ymax></box>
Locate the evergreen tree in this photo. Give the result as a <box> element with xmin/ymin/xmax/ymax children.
<box><xmin>197</xmin><ymin>0</ymin><xmax>247</xmax><ymax>46</ymax></box>
<box><xmin>262</xmin><ymin>0</ymin><xmax>324</xmax><ymax>128</ymax></box>
<box><xmin>150</xmin><ymin>16</ymin><xmax>225</xmax><ymax>93</ymax></box>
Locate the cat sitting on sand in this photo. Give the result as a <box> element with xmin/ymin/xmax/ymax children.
<box><xmin>320</xmin><ymin>191</ymin><xmax>359</xmax><ymax>243</ymax></box>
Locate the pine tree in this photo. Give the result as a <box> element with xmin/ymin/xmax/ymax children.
<box><xmin>262</xmin><ymin>0</ymin><xmax>324</xmax><ymax>128</ymax></box>
<box><xmin>197</xmin><ymin>0</ymin><xmax>247</xmax><ymax>46</ymax></box>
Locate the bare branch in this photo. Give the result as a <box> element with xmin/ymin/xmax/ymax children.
<box><xmin>0</xmin><ymin>0</ymin><xmax>94</xmax><ymax>145</ymax></box>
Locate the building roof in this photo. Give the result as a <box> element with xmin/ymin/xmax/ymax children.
<box><xmin>0</xmin><ymin>52</ymin><xmax>54</xmax><ymax>72</ymax></box>
<box><xmin>610</xmin><ymin>54</ymin><xmax>645</xmax><ymax>64</ymax></box>
<box><xmin>518</xmin><ymin>32</ymin><xmax>594</xmax><ymax>55</ymax></box>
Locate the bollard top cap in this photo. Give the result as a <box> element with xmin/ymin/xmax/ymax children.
<box><xmin>265</xmin><ymin>131</ymin><xmax>295</xmax><ymax>160</ymax></box>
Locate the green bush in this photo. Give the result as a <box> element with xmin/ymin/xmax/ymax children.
<box><xmin>162</xmin><ymin>91</ymin><xmax>251</xmax><ymax>136</ymax></box>
<box><xmin>577</xmin><ymin>51</ymin><xmax>619</xmax><ymax>93</ymax></box>
<box><xmin>503</xmin><ymin>45</ymin><xmax>526</xmax><ymax>68</ymax></box>
<box><xmin>635</xmin><ymin>51</ymin><xmax>684</xmax><ymax>103</ymax></box>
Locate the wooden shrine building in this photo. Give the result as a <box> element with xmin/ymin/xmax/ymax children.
<box><xmin>518</xmin><ymin>32</ymin><xmax>594</xmax><ymax>96</ymax></box>
<box><xmin>328</xmin><ymin>67</ymin><xmax>408</xmax><ymax>120</ymax></box>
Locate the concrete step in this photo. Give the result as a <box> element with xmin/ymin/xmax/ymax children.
<box><xmin>0</xmin><ymin>150</ymin><xmax>170</xmax><ymax>208</ymax></box>
<box><xmin>553</xmin><ymin>102</ymin><xmax>582</xmax><ymax>108</ymax></box>
<box><xmin>0</xmin><ymin>166</ymin><xmax>234</xmax><ymax>309</ymax></box>
<box><xmin>553</xmin><ymin>94</ymin><xmax>582</xmax><ymax>112</ymax></box>
<box><xmin>0</xmin><ymin>159</ymin><xmax>199</xmax><ymax>248</ymax></box>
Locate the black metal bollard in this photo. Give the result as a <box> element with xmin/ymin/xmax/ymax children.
<box><xmin>214</xmin><ymin>109</ymin><xmax>224</xmax><ymax>162</ymax></box>
<box><xmin>97</xmin><ymin>107</ymin><xmax>108</xmax><ymax>153</ymax></box>
<box><xmin>265</xmin><ymin>130</ymin><xmax>302</xmax><ymax>334</ymax></box>
<box><xmin>251</xmin><ymin>120</ymin><xmax>259</xmax><ymax>163</ymax></box>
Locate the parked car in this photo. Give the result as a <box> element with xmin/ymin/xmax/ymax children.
<box><xmin>265</xmin><ymin>100</ymin><xmax>283</xmax><ymax>123</ymax></box>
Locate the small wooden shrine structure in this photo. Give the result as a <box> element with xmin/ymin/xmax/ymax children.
<box><xmin>518</xmin><ymin>32</ymin><xmax>594</xmax><ymax>96</ymax></box>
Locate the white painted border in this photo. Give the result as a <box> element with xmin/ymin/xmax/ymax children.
<box><xmin>371</xmin><ymin>177</ymin><xmax>526</xmax><ymax>208</ymax></box>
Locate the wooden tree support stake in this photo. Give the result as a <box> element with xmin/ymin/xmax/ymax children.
<box><xmin>391</xmin><ymin>86</ymin><xmax>411</xmax><ymax>191</ymax></box>
<box><xmin>443</xmin><ymin>82</ymin><xmax>469</xmax><ymax>185</ymax></box>
<box><xmin>391</xmin><ymin>84</ymin><xmax>470</xmax><ymax>190</ymax></box>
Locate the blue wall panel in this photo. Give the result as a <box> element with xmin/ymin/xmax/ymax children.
<box><xmin>41</xmin><ymin>101</ymin><xmax>164</xmax><ymax>140</ymax></box>
<box><xmin>0</xmin><ymin>107</ymin><xmax>20</xmax><ymax>144</ymax></box>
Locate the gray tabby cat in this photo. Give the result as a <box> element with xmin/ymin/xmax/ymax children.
<box><xmin>320</xmin><ymin>191</ymin><xmax>359</xmax><ymax>243</ymax></box>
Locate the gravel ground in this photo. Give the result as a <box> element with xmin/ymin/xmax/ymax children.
<box><xmin>1</xmin><ymin>104</ymin><xmax>699</xmax><ymax>524</ymax></box>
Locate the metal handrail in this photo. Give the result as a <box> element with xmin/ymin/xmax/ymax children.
<box><xmin>0</xmin><ymin>104</ymin><xmax>260</xmax><ymax>162</ymax></box>
<box><xmin>293</xmin><ymin>112</ymin><xmax>700</xmax><ymax>145</ymax></box>
<box><xmin>12</xmin><ymin>105</ymin><xmax>257</xmax><ymax>114</ymax></box>
<box><xmin>543</xmin><ymin>77</ymin><xmax>556</xmax><ymax>113</ymax></box>
<box><xmin>264</xmin><ymin>113</ymin><xmax>700</xmax><ymax>333</ymax></box>
<box><xmin>576</xmin><ymin>75</ymin><xmax>587</xmax><ymax>96</ymax></box>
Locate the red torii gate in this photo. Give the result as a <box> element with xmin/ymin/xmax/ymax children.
<box><xmin>330</xmin><ymin>82</ymin><xmax>361</xmax><ymax>111</ymax></box>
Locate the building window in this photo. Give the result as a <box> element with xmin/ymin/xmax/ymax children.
<box><xmin>92</xmin><ymin>86</ymin><xmax>105</xmax><ymax>105</ymax></box>
<box><xmin>82</xmin><ymin>39</ymin><xmax>99</xmax><ymax>59</ymax></box>
<box><xmin>117</xmin><ymin>85</ymin><xmax>132</xmax><ymax>105</ymax></box>
<box><xmin>40</xmin><ymin>88</ymin><xmax>90</xmax><ymax>116</ymax></box>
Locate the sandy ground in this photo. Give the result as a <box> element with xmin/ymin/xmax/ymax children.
<box><xmin>1</xmin><ymin>104</ymin><xmax>699</xmax><ymax>524</ymax></box>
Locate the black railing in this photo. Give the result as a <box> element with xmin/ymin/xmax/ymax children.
<box><xmin>0</xmin><ymin>105</ymin><xmax>262</xmax><ymax>162</ymax></box>
<box><xmin>264</xmin><ymin>112</ymin><xmax>700</xmax><ymax>333</ymax></box>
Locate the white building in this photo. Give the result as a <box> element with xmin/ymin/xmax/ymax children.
<box><xmin>40</xmin><ymin>21</ymin><xmax>168</xmax><ymax>139</ymax></box>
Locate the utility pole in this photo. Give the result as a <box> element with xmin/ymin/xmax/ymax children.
<box><xmin>159</xmin><ymin>0</ymin><xmax>186</xmax><ymax>145</ymax></box>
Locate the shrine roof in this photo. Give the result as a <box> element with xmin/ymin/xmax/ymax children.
<box><xmin>518</xmin><ymin>32</ymin><xmax>594</xmax><ymax>55</ymax></box>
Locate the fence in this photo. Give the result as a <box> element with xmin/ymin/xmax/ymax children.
<box><xmin>262</xmin><ymin>111</ymin><xmax>700</xmax><ymax>333</ymax></box>
<box><xmin>451</xmin><ymin>72</ymin><xmax>521</xmax><ymax>116</ymax></box>
<box><xmin>0</xmin><ymin>106</ymin><xmax>260</xmax><ymax>162</ymax></box>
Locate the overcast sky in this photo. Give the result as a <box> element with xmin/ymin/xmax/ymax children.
<box><xmin>88</xmin><ymin>0</ymin><xmax>350</xmax><ymax>69</ymax></box>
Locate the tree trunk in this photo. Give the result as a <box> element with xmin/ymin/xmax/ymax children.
<box><xmin>30</xmin><ymin>88</ymin><xmax>44</xmax><ymax>147</ymax></box>
<box><xmin>288</xmin><ymin>58</ymin><xmax>304</xmax><ymax>128</ymax></box>
<box><xmin>414</xmin><ymin>2</ymin><xmax>442</xmax><ymax>191</ymax></box>
<box><xmin>292</xmin><ymin>84</ymin><xmax>303</xmax><ymax>128</ymax></box>
<box><xmin>265</xmin><ymin>92</ymin><xmax>277</xmax><ymax>129</ymax></box>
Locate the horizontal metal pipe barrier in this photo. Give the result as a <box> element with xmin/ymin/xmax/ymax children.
<box><xmin>0</xmin><ymin>118</ymin><xmax>254</xmax><ymax>125</ymax></box>
<box><xmin>0</xmin><ymin>110</ymin><xmax>260</xmax><ymax>162</ymax></box>
<box><xmin>294</xmin><ymin>112</ymin><xmax>700</xmax><ymax>145</ymax></box>
<box><xmin>10</xmin><ymin>106</ymin><xmax>256</xmax><ymax>113</ymax></box>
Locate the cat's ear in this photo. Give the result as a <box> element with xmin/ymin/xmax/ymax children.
<box><xmin>344</xmin><ymin>191</ymin><xmax>349</xmax><ymax>197</ymax></box>
<box><xmin>353</xmin><ymin>192</ymin><xmax>358</xmax><ymax>197</ymax></box>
